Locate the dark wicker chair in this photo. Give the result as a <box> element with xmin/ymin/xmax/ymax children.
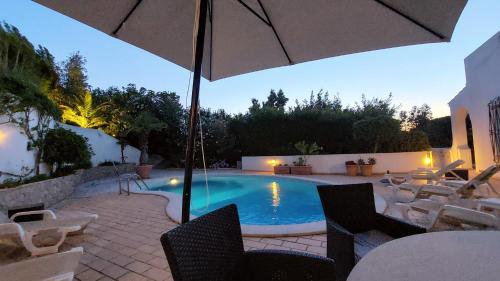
<box><xmin>317</xmin><ymin>183</ymin><xmax>426</xmax><ymax>281</ymax></box>
<box><xmin>161</xmin><ymin>204</ymin><xmax>336</xmax><ymax>281</ymax></box>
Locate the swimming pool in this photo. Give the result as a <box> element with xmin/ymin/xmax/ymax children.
<box><xmin>148</xmin><ymin>175</ymin><xmax>325</xmax><ymax>225</ymax></box>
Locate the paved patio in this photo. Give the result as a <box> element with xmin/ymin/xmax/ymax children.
<box><xmin>64</xmin><ymin>193</ymin><xmax>328</xmax><ymax>281</ymax></box>
<box><xmin>56</xmin><ymin>169</ymin><xmax>498</xmax><ymax>281</ymax></box>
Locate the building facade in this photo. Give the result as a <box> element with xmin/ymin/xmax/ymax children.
<box><xmin>449</xmin><ymin>31</ymin><xmax>500</xmax><ymax>172</ymax></box>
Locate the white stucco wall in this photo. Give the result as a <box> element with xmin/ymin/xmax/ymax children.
<box><xmin>59</xmin><ymin>123</ymin><xmax>140</xmax><ymax>167</ymax></box>
<box><xmin>449</xmin><ymin>31</ymin><xmax>500</xmax><ymax>173</ymax></box>
<box><xmin>242</xmin><ymin>151</ymin><xmax>431</xmax><ymax>174</ymax></box>
<box><xmin>0</xmin><ymin>116</ymin><xmax>140</xmax><ymax>181</ymax></box>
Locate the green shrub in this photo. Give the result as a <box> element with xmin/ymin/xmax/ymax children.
<box><xmin>0</xmin><ymin>174</ymin><xmax>52</xmax><ymax>189</ymax></box>
<box><xmin>98</xmin><ymin>160</ymin><xmax>121</xmax><ymax>166</ymax></box>
<box><xmin>43</xmin><ymin>127</ymin><xmax>92</xmax><ymax>175</ymax></box>
<box><xmin>0</xmin><ymin>178</ymin><xmax>21</xmax><ymax>189</ymax></box>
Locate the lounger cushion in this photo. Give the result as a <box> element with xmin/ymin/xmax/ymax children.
<box><xmin>354</xmin><ymin>230</ymin><xmax>393</xmax><ymax>262</ymax></box>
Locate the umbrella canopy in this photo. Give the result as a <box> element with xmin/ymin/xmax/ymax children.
<box><xmin>34</xmin><ymin>0</ymin><xmax>467</xmax><ymax>223</ymax></box>
<box><xmin>35</xmin><ymin>0</ymin><xmax>466</xmax><ymax>81</ymax></box>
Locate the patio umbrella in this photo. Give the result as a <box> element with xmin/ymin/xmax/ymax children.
<box><xmin>34</xmin><ymin>0</ymin><xmax>467</xmax><ymax>223</ymax></box>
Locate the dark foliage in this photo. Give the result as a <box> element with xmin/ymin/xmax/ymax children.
<box><xmin>43</xmin><ymin>127</ymin><xmax>92</xmax><ymax>175</ymax></box>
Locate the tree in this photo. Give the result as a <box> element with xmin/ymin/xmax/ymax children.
<box><xmin>130</xmin><ymin>112</ymin><xmax>167</xmax><ymax>164</ymax></box>
<box><xmin>400</xmin><ymin>104</ymin><xmax>432</xmax><ymax>131</ymax></box>
<box><xmin>249</xmin><ymin>98</ymin><xmax>261</xmax><ymax>114</ymax></box>
<box><xmin>263</xmin><ymin>89</ymin><xmax>288</xmax><ymax>110</ymax></box>
<box><xmin>354</xmin><ymin>94</ymin><xmax>398</xmax><ymax>119</ymax></box>
<box><xmin>59</xmin><ymin>90</ymin><xmax>109</xmax><ymax>129</ymax></box>
<box><xmin>353</xmin><ymin>115</ymin><xmax>401</xmax><ymax>153</ymax></box>
<box><xmin>58</xmin><ymin>52</ymin><xmax>88</xmax><ymax>104</ymax></box>
<box><xmin>0</xmin><ymin>74</ymin><xmax>61</xmax><ymax>174</ymax></box>
<box><xmin>0</xmin><ymin>22</ymin><xmax>61</xmax><ymax>99</ymax></box>
<box><xmin>425</xmin><ymin>116</ymin><xmax>452</xmax><ymax>147</ymax></box>
<box><xmin>43</xmin><ymin>127</ymin><xmax>92</xmax><ymax>175</ymax></box>
<box><xmin>292</xmin><ymin>90</ymin><xmax>342</xmax><ymax>112</ymax></box>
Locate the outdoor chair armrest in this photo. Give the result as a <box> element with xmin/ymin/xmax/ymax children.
<box><xmin>326</xmin><ymin>218</ymin><xmax>354</xmax><ymax>281</ymax></box>
<box><xmin>375</xmin><ymin>213</ymin><xmax>426</xmax><ymax>238</ymax></box>
<box><xmin>10</xmin><ymin>209</ymin><xmax>57</xmax><ymax>222</ymax></box>
<box><xmin>241</xmin><ymin>249</ymin><xmax>335</xmax><ymax>281</ymax></box>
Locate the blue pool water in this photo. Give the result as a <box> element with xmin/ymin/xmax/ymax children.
<box><xmin>148</xmin><ymin>175</ymin><xmax>325</xmax><ymax>225</ymax></box>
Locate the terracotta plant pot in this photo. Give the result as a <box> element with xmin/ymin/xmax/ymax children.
<box><xmin>136</xmin><ymin>164</ymin><xmax>153</xmax><ymax>179</ymax></box>
<box><xmin>360</xmin><ymin>165</ymin><xmax>373</xmax><ymax>176</ymax></box>
<box><xmin>290</xmin><ymin>165</ymin><xmax>312</xmax><ymax>175</ymax></box>
<box><xmin>273</xmin><ymin>166</ymin><xmax>290</xmax><ymax>174</ymax></box>
<box><xmin>345</xmin><ymin>165</ymin><xmax>358</xmax><ymax>176</ymax></box>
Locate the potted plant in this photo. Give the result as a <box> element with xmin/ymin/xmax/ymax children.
<box><xmin>273</xmin><ymin>163</ymin><xmax>290</xmax><ymax>174</ymax></box>
<box><xmin>360</xmin><ymin>157</ymin><xmax>376</xmax><ymax>176</ymax></box>
<box><xmin>345</xmin><ymin>160</ymin><xmax>358</xmax><ymax>176</ymax></box>
<box><xmin>290</xmin><ymin>141</ymin><xmax>322</xmax><ymax>175</ymax></box>
<box><xmin>130</xmin><ymin>112</ymin><xmax>166</xmax><ymax>179</ymax></box>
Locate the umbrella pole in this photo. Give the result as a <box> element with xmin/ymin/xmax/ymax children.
<box><xmin>182</xmin><ymin>0</ymin><xmax>208</xmax><ymax>224</ymax></box>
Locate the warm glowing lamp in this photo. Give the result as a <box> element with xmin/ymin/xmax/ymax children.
<box><xmin>423</xmin><ymin>152</ymin><xmax>432</xmax><ymax>167</ymax></box>
<box><xmin>169</xmin><ymin>177</ymin><xmax>179</xmax><ymax>185</ymax></box>
<box><xmin>0</xmin><ymin>130</ymin><xmax>6</xmax><ymax>143</ymax></box>
<box><xmin>269</xmin><ymin>159</ymin><xmax>277</xmax><ymax>166</ymax></box>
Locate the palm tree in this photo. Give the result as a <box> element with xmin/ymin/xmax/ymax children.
<box><xmin>130</xmin><ymin>112</ymin><xmax>166</xmax><ymax>164</ymax></box>
<box><xmin>60</xmin><ymin>90</ymin><xmax>108</xmax><ymax>129</ymax></box>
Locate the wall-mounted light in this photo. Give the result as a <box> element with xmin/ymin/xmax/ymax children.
<box><xmin>424</xmin><ymin>151</ymin><xmax>433</xmax><ymax>168</ymax></box>
<box><xmin>267</xmin><ymin>159</ymin><xmax>278</xmax><ymax>166</ymax></box>
<box><xmin>0</xmin><ymin>130</ymin><xmax>6</xmax><ymax>144</ymax></box>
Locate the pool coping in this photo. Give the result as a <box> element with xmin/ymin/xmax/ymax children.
<box><xmin>131</xmin><ymin>173</ymin><xmax>387</xmax><ymax>237</ymax></box>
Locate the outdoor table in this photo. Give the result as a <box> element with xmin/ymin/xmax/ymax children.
<box><xmin>347</xmin><ymin>231</ymin><xmax>500</xmax><ymax>281</ymax></box>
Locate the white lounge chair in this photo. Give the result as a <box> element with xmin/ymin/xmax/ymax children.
<box><xmin>393</xmin><ymin>164</ymin><xmax>500</xmax><ymax>203</ymax></box>
<box><xmin>388</xmin><ymin>160</ymin><xmax>465</xmax><ymax>186</ymax></box>
<box><xmin>0</xmin><ymin>222</ymin><xmax>80</xmax><ymax>257</ymax></box>
<box><xmin>396</xmin><ymin>200</ymin><xmax>500</xmax><ymax>231</ymax></box>
<box><xmin>10</xmin><ymin>210</ymin><xmax>98</xmax><ymax>236</ymax></box>
<box><xmin>441</xmin><ymin>164</ymin><xmax>500</xmax><ymax>196</ymax></box>
<box><xmin>410</xmin><ymin>159</ymin><xmax>465</xmax><ymax>181</ymax></box>
<box><xmin>0</xmin><ymin>247</ymin><xmax>83</xmax><ymax>281</ymax></box>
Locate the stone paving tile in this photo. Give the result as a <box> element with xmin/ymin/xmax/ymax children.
<box><xmin>110</xmin><ymin>255</ymin><xmax>135</xmax><ymax>267</ymax></box>
<box><xmin>143</xmin><ymin>267</ymin><xmax>171</xmax><ymax>281</ymax></box>
<box><xmin>118</xmin><ymin>272</ymin><xmax>151</xmax><ymax>281</ymax></box>
<box><xmin>126</xmin><ymin>261</ymin><xmax>152</xmax><ymax>274</ymax></box>
<box><xmin>76</xmin><ymin>268</ymin><xmax>104</xmax><ymax>281</ymax></box>
<box><xmin>100</xmin><ymin>264</ymin><xmax>128</xmax><ymax>279</ymax></box>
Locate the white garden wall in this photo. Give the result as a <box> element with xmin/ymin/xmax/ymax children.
<box><xmin>242</xmin><ymin>151</ymin><xmax>431</xmax><ymax>174</ymax></box>
<box><xmin>59</xmin><ymin>124</ymin><xmax>140</xmax><ymax>167</ymax></box>
<box><xmin>0</xmin><ymin>116</ymin><xmax>140</xmax><ymax>181</ymax></box>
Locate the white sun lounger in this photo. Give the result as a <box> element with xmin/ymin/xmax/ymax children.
<box><xmin>0</xmin><ymin>222</ymin><xmax>80</xmax><ymax>256</ymax></box>
<box><xmin>396</xmin><ymin>200</ymin><xmax>500</xmax><ymax>231</ymax></box>
<box><xmin>393</xmin><ymin>164</ymin><xmax>500</xmax><ymax>203</ymax></box>
<box><xmin>409</xmin><ymin>159</ymin><xmax>465</xmax><ymax>181</ymax></box>
<box><xmin>9</xmin><ymin>210</ymin><xmax>98</xmax><ymax>236</ymax></box>
<box><xmin>440</xmin><ymin>164</ymin><xmax>500</xmax><ymax>196</ymax></box>
<box><xmin>388</xmin><ymin>160</ymin><xmax>465</xmax><ymax>186</ymax></box>
<box><xmin>0</xmin><ymin>247</ymin><xmax>83</xmax><ymax>281</ymax></box>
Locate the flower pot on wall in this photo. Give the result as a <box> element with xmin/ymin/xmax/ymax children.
<box><xmin>345</xmin><ymin>165</ymin><xmax>358</xmax><ymax>176</ymax></box>
<box><xmin>360</xmin><ymin>165</ymin><xmax>373</xmax><ymax>176</ymax></box>
<box><xmin>136</xmin><ymin>164</ymin><xmax>153</xmax><ymax>179</ymax></box>
<box><xmin>274</xmin><ymin>166</ymin><xmax>290</xmax><ymax>174</ymax></box>
<box><xmin>290</xmin><ymin>166</ymin><xmax>312</xmax><ymax>175</ymax></box>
